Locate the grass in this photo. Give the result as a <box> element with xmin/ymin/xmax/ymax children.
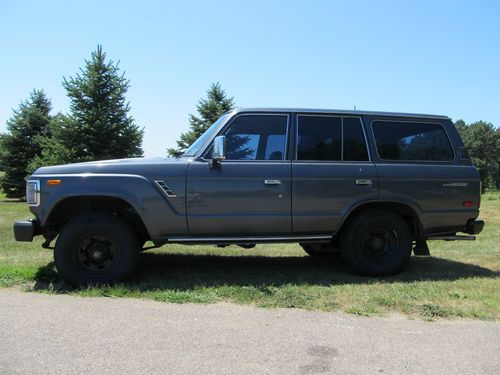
<box><xmin>483</xmin><ymin>190</ymin><xmax>500</xmax><ymax>201</ymax></box>
<box><xmin>1</xmin><ymin>191</ymin><xmax>499</xmax><ymax>320</ymax></box>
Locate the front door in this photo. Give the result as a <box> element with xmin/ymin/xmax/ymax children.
<box><xmin>186</xmin><ymin>113</ymin><xmax>292</xmax><ymax>236</ymax></box>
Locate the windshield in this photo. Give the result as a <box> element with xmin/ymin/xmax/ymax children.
<box><xmin>183</xmin><ymin>113</ymin><xmax>230</xmax><ymax>156</ymax></box>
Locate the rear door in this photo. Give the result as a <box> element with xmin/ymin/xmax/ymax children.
<box><xmin>292</xmin><ymin>114</ymin><xmax>378</xmax><ymax>234</ymax></box>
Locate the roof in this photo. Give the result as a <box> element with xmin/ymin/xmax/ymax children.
<box><xmin>233</xmin><ymin>107</ymin><xmax>450</xmax><ymax>120</ymax></box>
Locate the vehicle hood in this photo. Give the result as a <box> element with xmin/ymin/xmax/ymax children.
<box><xmin>33</xmin><ymin>157</ymin><xmax>192</xmax><ymax>176</ymax></box>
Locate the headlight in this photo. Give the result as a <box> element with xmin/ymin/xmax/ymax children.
<box><xmin>26</xmin><ymin>180</ymin><xmax>40</xmax><ymax>206</ymax></box>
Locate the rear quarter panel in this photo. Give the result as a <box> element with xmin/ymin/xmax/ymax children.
<box><xmin>363</xmin><ymin>116</ymin><xmax>480</xmax><ymax>235</ymax></box>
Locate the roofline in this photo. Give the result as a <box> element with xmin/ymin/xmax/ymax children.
<box><xmin>232</xmin><ymin>107</ymin><xmax>450</xmax><ymax>120</ymax></box>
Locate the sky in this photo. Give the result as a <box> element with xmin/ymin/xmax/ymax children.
<box><xmin>1</xmin><ymin>0</ymin><xmax>499</xmax><ymax>157</ymax></box>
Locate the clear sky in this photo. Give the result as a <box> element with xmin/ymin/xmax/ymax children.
<box><xmin>1</xmin><ymin>0</ymin><xmax>499</xmax><ymax>157</ymax></box>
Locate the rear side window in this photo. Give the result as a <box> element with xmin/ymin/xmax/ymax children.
<box><xmin>296</xmin><ymin>116</ymin><xmax>368</xmax><ymax>161</ymax></box>
<box><xmin>372</xmin><ymin>121</ymin><xmax>454</xmax><ymax>161</ymax></box>
<box><xmin>297</xmin><ymin>116</ymin><xmax>341</xmax><ymax>160</ymax></box>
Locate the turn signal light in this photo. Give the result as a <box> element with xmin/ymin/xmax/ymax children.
<box><xmin>47</xmin><ymin>179</ymin><xmax>62</xmax><ymax>186</ymax></box>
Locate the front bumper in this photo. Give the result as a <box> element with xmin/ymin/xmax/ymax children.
<box><xmin>13</xmin><ymin>220</ymin><xmax>40</xmax><ymax>242</ymax></box>
<box><xmin>465</xmin><ymin>219</ymin><xmax>484</xmax><ymax>235</ymax></box>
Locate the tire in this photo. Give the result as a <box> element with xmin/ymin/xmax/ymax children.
<box><xmin>341</xmin><ymin>210</ymin><xmax>412</xmax><ymax>276</ymax></box>
<box><xmin>54</xmin><ymin>213</ymin><xmax>139</xmax><ymax>286</ymax></box>
<box><xmin>300</xmin><ymin>243</ymin><xmax>340</xmax><ymax>257</ymax></box>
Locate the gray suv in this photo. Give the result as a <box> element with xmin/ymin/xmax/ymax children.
<box><xmin>14</xmin><ymin>108</ymin><xmax>484</xmax><ymax>285</ymax></box>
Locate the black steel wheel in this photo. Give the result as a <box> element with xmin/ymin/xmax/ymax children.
<box><xmin>341</xmin><ymin>210</ymin><xmax>412</xmax><ymax>276</ymax></box>
<box><xmin>75</xmin><ymin>234</ymin><xmax>120</xmax><ymax>274</ymax></box>
<box><xmin>55</xmin><ymin>213</ymin><xmax>138</xmax><ymax>286</ymax></box>
<box><xmin>360</xmin><ymin>226</ymin><xmax>399</xmax><ymax>261</ymax></box>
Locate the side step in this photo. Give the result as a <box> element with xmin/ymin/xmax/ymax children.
<box><xmin>427</xmin><ymin>235</ymin><xmax>476</xmax><ymax>241</ymax></box>
<box><xmin>164</xmin><ymin>235</ymin><xmax>333</xmax><ymax>245</ymax></box>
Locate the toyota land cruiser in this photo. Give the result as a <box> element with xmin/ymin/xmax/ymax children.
<box><xmin>13</xmin><ymin>108</ymin><xmax>484</xmax><ymax>285</ymax></box>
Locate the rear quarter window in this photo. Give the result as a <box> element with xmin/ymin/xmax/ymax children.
<box><xmin>372</xmin><ymin>121</ymin><xmax>454</xmax><ymax>161</ymax></box>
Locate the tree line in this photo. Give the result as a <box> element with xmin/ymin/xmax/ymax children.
<box><xmin>455</xmin><ymin>120</ymin><xmax>499</xmax><ymax>190</ymax></box>
<box><xmin>0</xmin><ymin>46</ymin><xmax>498</xmax><ymax>198</ymax></box>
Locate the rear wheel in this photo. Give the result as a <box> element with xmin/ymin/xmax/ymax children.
<box><xmin>341</xmin><ymin>210</ymin><xmax>412</xmax><ymax>276</ymax></box>
<box><xmin>54</xmin><ymin>213</ymin><xmax>138</xmax><ymax>286</ymax></box>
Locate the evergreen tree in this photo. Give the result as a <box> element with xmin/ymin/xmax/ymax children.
<box><xmin>168</xmin><ymin>82</ymin><xmax>235</xmax><ymax>156</ymax></box>
<box><xmin>62</xmin><ymin>45</ymin><xmax>143</xmax><ymax>160</ymax></box>
<box><xmin>28</xmin><ymin>114</ymin><xmax>77</xmax><ymax>173</ymax></box>
<box><xmin>0</xmin><ymin>134</ymin><xmax>5</xmax><ymax>170</ymax></box>
<box><xmin>0</xmin><ymin>90</ymin><xmax>52</xmax><ymax>198</ymax></box>
<box><xmin>496</xmin><ymin>127</ymin><xmax>500</xmax><ymax>190</ymax></box>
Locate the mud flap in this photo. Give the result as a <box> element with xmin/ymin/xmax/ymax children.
<box><xmin>413</xmin><ymin>239</ymin><xmax>430</xmax><ymax>256</ymax></box>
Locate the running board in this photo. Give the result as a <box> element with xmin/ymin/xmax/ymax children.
<box><xmin>427</xmin><ymin>235</ymin><xmax>476</xmax><ymax>241</ymax></box>
<box><xmin>163</xmin><ymin>235</ymin><xmax>332</xmax><ymax>245</ymax></box>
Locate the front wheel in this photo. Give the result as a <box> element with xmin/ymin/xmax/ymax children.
<box><xmin>54</xmin><ymin>213</ymin><xmax>138</xmax><ymax>286</ymax></box>
<box><xmin>341</xmin><ymin>210</ymin><xmax>412</xmax><ymax>276</ymax></box>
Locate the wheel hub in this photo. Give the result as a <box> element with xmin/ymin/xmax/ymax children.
<box><xmin>77</xmin><ymin>234</ymin><xmax>118</xmax><ymax>274</ymax></box>
<box><xmin>363</xmin><ymin>227</ymin><xmax>398</xmax><ymax>258</ymax></box>
<box><xmin>87</xmin><ymin>242</ymin><xmax>109</xmax><ymax>263</ymax></box>
<box><xmin>370</xmin><ymin>236</ymin><xmax>385</xmax><ymax>251</ymax></box>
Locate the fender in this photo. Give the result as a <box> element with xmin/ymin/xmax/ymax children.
<box><xmin>32</xmin><ymin>173</ymin><xmax>187</xmax><ymax>239</ymax></box>
<box><xmin>335</xmin><ymin>196</ymin><xmax>424</xmax><ymax>234</ymax></box>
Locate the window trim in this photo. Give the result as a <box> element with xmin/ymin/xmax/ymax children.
<box><xmin>370</xmin><ymin>119</ymin><xmax>456</xmax><ymax>163</ymax></box>
<box><xmin>200</xmin><ymin>112</ymin><xmax>290</xmax><ymax>162</ymax></box>
<box><xmin>294</xmin><ymin>114</ymin><xmax>371</xmax><ymax>163</ymax></box>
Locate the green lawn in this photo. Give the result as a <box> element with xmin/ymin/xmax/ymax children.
<box><xmin>1</xmin><ymin>191</ymin><xmax>499</xmax><ymax>320</ymax></box>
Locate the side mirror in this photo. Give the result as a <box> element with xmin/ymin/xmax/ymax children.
<box><xmin>212</xmin><ymin>135</ymin><xmax>226</xmax><ymax>163</ymax></box>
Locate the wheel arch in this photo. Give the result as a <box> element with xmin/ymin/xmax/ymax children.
<box><xmin>337</xmin><ymin>200</ymin><xmax>423</xmax><ymax>239</ymax></box>
<box><xmin>45</xmin><ymin>195</ymin><xmax>150</xmax><ymax>241</ymax></box>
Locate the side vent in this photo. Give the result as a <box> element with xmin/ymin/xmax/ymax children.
<box><xmin>154</xmin><ymin>180</ymin><xmax>177</xmax><ymax>197</ymax></box>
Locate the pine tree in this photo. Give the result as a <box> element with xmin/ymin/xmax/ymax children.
<box><xmin>0</xmin><ymin>90</ymin><xmax>52</xmax><ymax>198</ymax></box>
<box><xmin>62</xmin><ymin>45</ymin><xmax>143</xmax><ymax>160</ymax></box>
<box><xmin>27</xmin><ymin>114</ymin><xmax>77</xmax><ymax>174</ymax></box>
<box><xmin>168</xmin><ymin>82</ymin><xmax>235</xmax><ymax>156</ymax></box>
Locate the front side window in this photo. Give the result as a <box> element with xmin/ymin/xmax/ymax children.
<box><xmin>372</xmin><ymin>121</ymin><xmax>454</xmax><ymax>161</ymax></box>
<box><xmin>296</xmin><ymin>115</ymin><xmax>369</xmax><ymax>161</ymax></box>
<box><xmin>223</xmin><ymin>114</ymin><xmax>288</xmax><ymax>160</ymax></box>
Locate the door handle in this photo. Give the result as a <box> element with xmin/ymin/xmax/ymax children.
<box><xmin>264</xmin><ymin>179</ymin><xmax>281</xmax><ymax>185</ymax></box>
<box><xmin>356</xmin><ymin>179</ymin><xmax>372</xmax><ymax>185</ymax></box>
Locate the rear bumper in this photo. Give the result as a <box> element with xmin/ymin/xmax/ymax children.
<box><xmin>13</xmin><ymin>220</ymin><xmax>40</xmax><ymax>242</ymax></box>
<box><xmin>465</xmin><ymin>219</ymin><xmax>484</xmax><ymax>235</ymax></box>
